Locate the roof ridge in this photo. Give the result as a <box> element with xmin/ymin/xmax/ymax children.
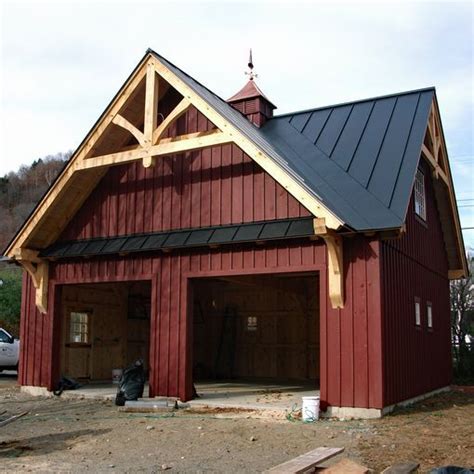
<box><xmin>148</xmin><ymin>48</ymin><xmax>230</xmax><ymax>105</ymax></box>
<box><xmin>273</xmin><ymin>86</ymin><xmax>436</xmax><ymax>119</ymax></box>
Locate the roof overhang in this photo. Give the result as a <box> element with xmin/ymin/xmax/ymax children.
<box><xmin>419</xmin><ymin>94</ymin><xmax>468</xmax><ymax>279</ymax></box>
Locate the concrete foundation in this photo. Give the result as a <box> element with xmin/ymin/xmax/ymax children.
<box><xmin>20</xmin><ymin>383</ymin><xmax>452</xmax><ymax>419</ymax></box>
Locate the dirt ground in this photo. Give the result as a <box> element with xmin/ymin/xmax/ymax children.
<box><xmin>0</xmin><ymin>380</ymin><xmax>473</xmax><ymax>473</ymax></box>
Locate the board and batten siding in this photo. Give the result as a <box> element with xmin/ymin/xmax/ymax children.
<box><xmin>59</xmin><ymin>105</ymin><xmax>310</xmax><ymax>242</ymax></box>
<box><xmin>20</xmin><ymin>235</ymin><xmax>384</xmax><ymax>408</ymax></box>
<box><xmin>381</xmin><ymin>159</ymin><xmax>451</xmax><ymax>407</ymax></box>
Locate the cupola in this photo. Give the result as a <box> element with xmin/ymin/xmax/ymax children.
<box><xmin>227</xmin><ymin>50</ymin><xmax>276</xmax><ymax>127</ymax></box>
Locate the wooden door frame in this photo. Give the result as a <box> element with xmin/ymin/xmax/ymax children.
<box><xmin>62</xmin><ymin>304</ymin><xmax>93</xmax><ymax>380</ymax></box>
<box><xmin>183</xmin><ymin>264</ymin><xmax>325</xmax><ymax>402</ymax></box>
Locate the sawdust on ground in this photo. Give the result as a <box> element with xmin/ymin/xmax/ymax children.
<box><xmin>0</xmin><ymin>383</ymin><xmax>472</xmax><ymax>473</ymax></box>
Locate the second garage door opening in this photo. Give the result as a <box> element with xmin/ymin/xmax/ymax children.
<box><xmin>192</xmin><ymin>273</ymin><xmax>320</xmax><ymax>392</ymax></box>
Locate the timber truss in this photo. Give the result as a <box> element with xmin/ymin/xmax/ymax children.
<box><xmin>6</xmin><ymin>51</ymin><xmax>345</xmax><ymax>313</ymax></box>
<box><xmin>79</xmin><ymin>60</ymin><xmax>233</xmax><ymax>171</ymax></box>
<box><xmin>421</xmin><ymin>99</ymin><xmax>467</xmax><ymax>280</ymax></box>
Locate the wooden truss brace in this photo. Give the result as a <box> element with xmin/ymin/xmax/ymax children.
<box><xmin>82</xmin><ymin>59</ymin><xmax>232</xmax><ymax>171</ymax></box>
<box><xmin>421</xmin><ymin>99</ymin><xmax>467</xmax><ymax>279</ymax></box>
<box><xmin>421</xmin><ymin>102</ymin><xmax>449</xmax><ymax>185</ymax></box>
<box><xmin>78</xmin><ymin>54</ymin><xmax>343</xmax><ymax>230</ymax></box>
<box><xmin>313</xmin><ymin>218</ymin><xmax>344</xmax><ymax>309</ymax></box>
<box><xmin>14</xmin><ymin>249</ymin><xmax>49</xmax><ymax>314</ymax></box>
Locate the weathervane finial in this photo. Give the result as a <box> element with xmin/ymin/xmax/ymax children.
<box><xmin>245</xmin><ymin>48</ymin><xmax>258</xmax><ymax>81</ymax></box>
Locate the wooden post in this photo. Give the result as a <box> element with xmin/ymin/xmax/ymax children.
<box><xmin>143</xmin><ymin>60</ymin><xmax>159</xmax><ymax>168</ymax></box>
<box><xmin>14</xmin><ymin>248</ymin><xmax>49</xmax><ymax>313</ymax></box>
<box><xmin>313</xmin><ymin>218</ymin><xmax>344</xmax><ymax>309</ymax></box>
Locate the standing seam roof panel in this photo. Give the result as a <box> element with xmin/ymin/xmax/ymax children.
<box><xmin>389</xmin><ymin>90</ymin><xmax>434</xmax><ymax>216</ymax></box>
<box><xmin>330</xmin><ymin>101</ymin><xmax>374</xmax><ymax>171</ymax></box>
<box><xmin>315</xmin><ymin>105</ymin><xmax>353</xmax><ymax>156</ymax></box>
<box><xmin>347</xmin><ymin>97</ymin><xmax>398</xmax><ymax>187</ymax></box>
<box><xmin>301</xmin><ymin>109</ymin><xmax>332</xmax><ymax>142</ymax></box>
<box><xmin>367</xmin><ymin>93</ymin><xmax>421</xmax><ymax>206</ymax></box>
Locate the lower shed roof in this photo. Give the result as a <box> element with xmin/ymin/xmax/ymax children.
<box><xmin>40</xmin><ymin>217</ymin><xmax>314</xmax><ymax>259</ymax></box>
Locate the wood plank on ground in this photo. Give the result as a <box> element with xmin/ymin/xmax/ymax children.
<box><xmin>264</xmin><ymin>447</ymin><xmax>344</xmax><ymax>473</ymax></box>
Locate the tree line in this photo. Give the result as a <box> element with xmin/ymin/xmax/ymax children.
<box><xmin>0</xmin><ymin>152</ymin><xmax>71</xmax><ymax>252</ymax></box>
<box><xmin>0</xmin><ymin>152</ymin><xmax>70</xmax><ymax>335</ymax></box>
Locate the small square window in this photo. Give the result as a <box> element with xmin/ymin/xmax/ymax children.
<box><xmin>427</xmin><ymin>302</ymin><xmax>433</xmax><ymax>329</ymax></box>
<box><xmin>415</xmin><ymin>298</ymin><xmax>421</xmax><ymax>326</ymax></box>
<box><xmin>246</xmin><ymin>316</ymin><xmax>258</xmax><ymax>332</ymax></box>
<box><xmin>69</xmin><ymin>312</ymin><xmax>90</xmax><ymax>343</ymax></box>
<box><xmin>414</xmin><ymin>169</ymin><xmax>426</xmax><ymax>220</ymax></box>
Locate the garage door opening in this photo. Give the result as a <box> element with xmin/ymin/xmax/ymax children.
<box><xmin>60</xmin><ymin>280</ymin><xmax>151</xmax><ymax>384</ymax></box>
<box><xmin>191</xmin><ymin>273</ymin><xmax>319</xmax><ymax>405</ymax></box>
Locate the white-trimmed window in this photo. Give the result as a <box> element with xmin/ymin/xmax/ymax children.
<box><xmin>69</xmin><ymin>312</ymin><xmax>90</xmax><ymax>343</ymax></box>
<box><xmin>427</xmin><ymin>302</ymin><xmax>433</xmax><ymax>329</ymax></box>
<box><xmin>414</xmin><ymin>169</ymin><xmax>426</xmax><ymax>220</ymax></box>
<box><xmin>415</xmin><ymin>298</ymin><xmax>421</xmax><ymax>326</ymax></box>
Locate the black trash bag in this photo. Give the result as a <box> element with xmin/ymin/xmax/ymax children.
<box><xmin>115</xmin><ymin>359</ymin><xmax>145</xmax><ymax>406</ymax></box>
<box><xmin>53</xmin><ymin>376</ymin><xmax>82</xmax><ymax>396</ymax></box>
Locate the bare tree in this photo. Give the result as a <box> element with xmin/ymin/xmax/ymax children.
<box><xmin>450</xmin><ymin>253</ymin><xmax>474</xmax><ymax>381</ymax></box>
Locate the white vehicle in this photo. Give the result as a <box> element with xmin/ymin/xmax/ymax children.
<box><xmin>0</xmin><ymin>328</ymin><xmax>19</xmax><ymax>372</ymax></box>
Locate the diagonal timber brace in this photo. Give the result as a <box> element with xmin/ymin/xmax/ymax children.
<box><xmin>313</xmin><ymin>218</ymin><xmax>344</xmax><ymax>309</ymax></box>
<box><xmin>14</xmin><ymin>248</ymin><xmax>49</xmax><ymax>314</ymax></box>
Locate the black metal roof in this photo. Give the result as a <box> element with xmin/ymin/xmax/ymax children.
<box><xmin>40</xmin><ymin>218</ymin><xmax>314</xmax><ymax>259</ymax></box>
<box><xmin>151</xmin><ymin>49</ymin><xmax>433</xmax><ymax>232</ymax></box>
<box><xmin>264</xmin><ymin>89</ymin><xmax>434</xmax><ymax>231</ymax></box>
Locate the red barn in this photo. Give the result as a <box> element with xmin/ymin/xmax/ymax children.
<box><xmin>4</xmin><ymin>50</ymin><xmax>467</xmax><ymax>417</ymax></box>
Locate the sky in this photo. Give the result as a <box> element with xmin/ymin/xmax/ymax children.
<box><xmin>0</xmin><ymin>0</ymin><xmax>473</xmax><ymax>246</ymax></box>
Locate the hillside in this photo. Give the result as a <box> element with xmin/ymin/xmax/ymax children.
<box><xmin>0</xmin><ymin>152</ymin><xmax>71</xmax><ymax>253</ymax></box>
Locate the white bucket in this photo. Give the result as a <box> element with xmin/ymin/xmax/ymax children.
<box><xmin>302</xmin><ymin>396</ymin><xmax>320</xmax><ymax>422</ymax></box>
<box><xmin>112</xmin><ymin>368</ymin><xmax>123</xmax><ymax>384</ymax></box>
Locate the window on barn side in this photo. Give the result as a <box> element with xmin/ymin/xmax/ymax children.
<box><xmin>427</xmin><ymin>302</ymin><xmax>433</xmax><ymax>329</ymax></box>
<box><xmin>414</xmin><ymin>169</ymin><xmax>426</xmax><ymax>221</ymax></box>
<box><xmin>415</xmin><ymin>298</ymin><xmax>421</xmax><ymax>326</ymax></box>
<box><xmin>69</xmin><ymin>312</ymin><xmax>90</xmax><ymax>343</ymax></box>
<box><xmin>246</xmin><ymin>316</ymin><xmax>258</xmax><ymax>332</ymax></box>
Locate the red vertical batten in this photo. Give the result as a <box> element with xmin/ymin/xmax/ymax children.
<box><xmin>381</xmin><ymin>159</ymin><xmax>451</xmax><ymax>406</ymax></box>
<box><xmin>319</xmin><ymin>237</ymin><xmax>383</xmax><ymax>410</ymax></box>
